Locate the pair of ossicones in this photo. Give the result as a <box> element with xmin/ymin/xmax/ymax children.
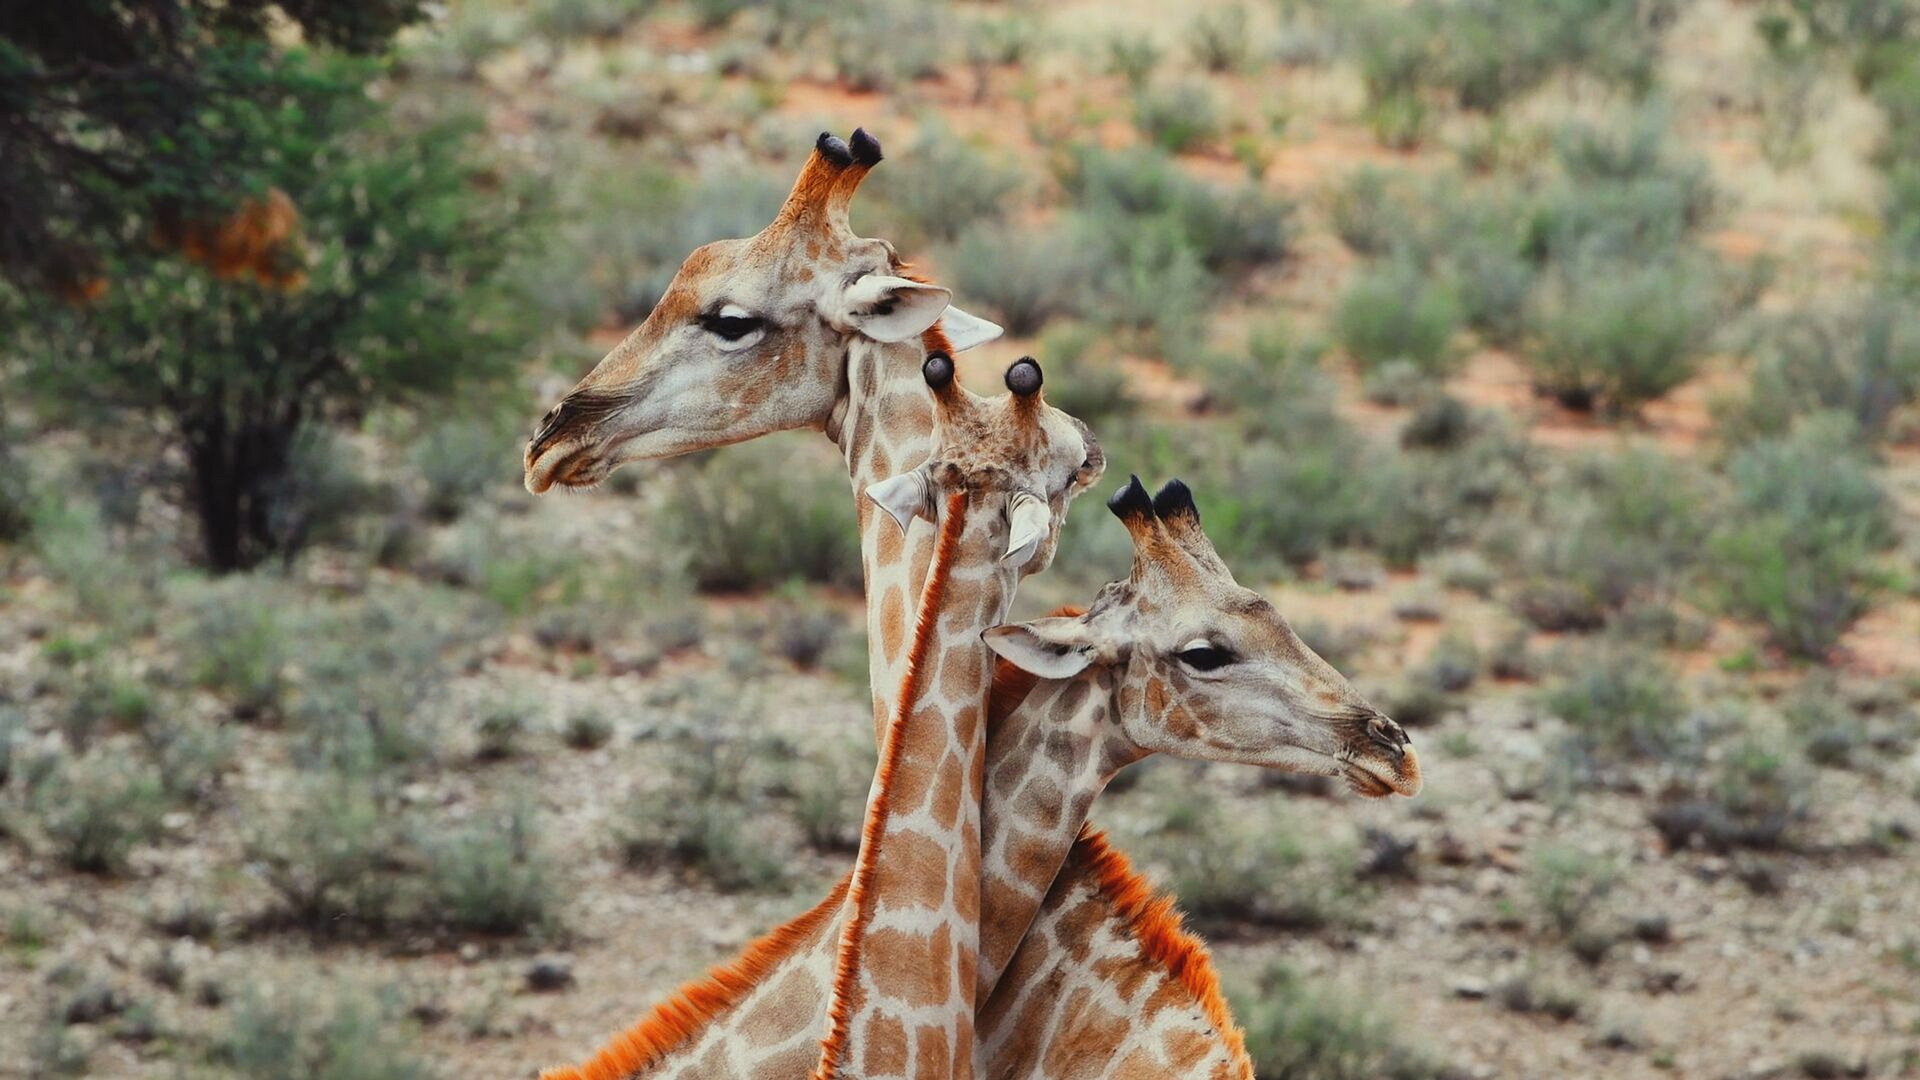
<box><xmin>866</xmin><ymin>353</ymin><xmax>1052</xmax><ymax>567</ymax></box>
<box><xmin>921</xmin><ymin>351</ymin><xmax>1044</xmax><ymax>396</ymax></box>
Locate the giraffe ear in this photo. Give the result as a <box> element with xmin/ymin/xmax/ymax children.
<box><xmin>984</xmin><ymin>618</ymin><xmax>1095</xmax><ymax>679</ymax></box>
<box><xmin>939</xmin><ymin>304</ymin><xmax>1003</xmax><ymax>353</ymax></box>
<box><xmin>827</xmin><ymin>274</ymin><xmax>951</xmax><ymax>343</ymax></box>
<box><xmin>864</xmin><ymin>468</ymin><xmax>933</xmax><ymax>532</ymax></box>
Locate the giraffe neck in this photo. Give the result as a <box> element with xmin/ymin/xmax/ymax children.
<box><xmin>816</xmin><ymin>490</ymin><xmax>1012</xmax><ymax>1080</ymax></box>
<box><xmin>976</xmin><ymin>830</ymin><xmax>1253</xmax><ymax>1079</ymax></box>
<box><xmin>540</xmin><ymin>660</ymin><xmax>1249</xmax><ymax>1080</ymax></box>
<box><xmin>834</xmin><ymin>335</ymin><xmax>938</xmax><ymax>744</ymax></box>
<box><xmin>976</xmin><ymin>667</ymin><xmax>1138</xmax><ymax>997</ymax></box>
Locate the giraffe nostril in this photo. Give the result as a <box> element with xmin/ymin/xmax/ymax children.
<box><xmin>1366</xmin><ymin>714</ymin><xmax>1410</xmax><ymax>756</ymax></box>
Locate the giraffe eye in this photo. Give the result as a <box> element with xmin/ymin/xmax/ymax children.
<box><xmin>700</xmin><ymin>310</ymin><xmax>765</xmax><ymax>342</ymax></box>
<box><xmin>1176</xmin><ymin>642</ymin><xmax>1234</xmax><ymax>671</ymax></box>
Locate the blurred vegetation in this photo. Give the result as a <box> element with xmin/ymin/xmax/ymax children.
<box><xmin>2</xmin><ymin>0</ymin><xmax>1918</xmax><ymax>1074</ymax></box>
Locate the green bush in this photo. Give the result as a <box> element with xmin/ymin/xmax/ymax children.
<box><xmin>1342</xmin><ymin>0</ymin><xmax>1659</xmax><ymax>121</ymax></box>
<box><xmin>30</xmin><ymin>752</ymin><xmax>168</xmax><ymax>874</ymax></box>
<box><xmin>1510</xmin><ymin>448</ymin><xmax>1715</xmax><ymax>628</ymax></box>
<box><xmin>1188</xmin><ymin>5</ymin><xmax>1253</xmax><ymax>72</ymax></box>
<box><xmin>663</xmin><ymin>442</ymin><xmax>861</xmax><ymax>592</ymax></box>
<box><xmin>1104</xmin><ymin>32</ymin><xmax>1164</xmax><ymax>92</ymax></box>
<box><xmin>1725</xmin><ymin>415</ymin><xmax>1894</xmax><ymax>547</ymax></box>
<box><xmin>619</xmin><ymin>738</ymin><xmax>790</xmax><ymax>892</ymax></box>
<box><xmin>413</xmin><ymin>415</ymin><xmax>517</xmax><ymax>522</ymax></box>
<box><xmin>143</xmin><ymin>717</ymin><xmax>236</xmax><ymax>807</ymax></box>
<box><xmin>561</xmin><ymin>160</ymin><xmax>786</xmax><ymax>328</ymax></box>
<box><xmin>1651</xmin><ymin>733</ymin><xmax>1813</xmax><ymax>852</ymax></box>
<box><xmin>1333</xmin><ymin>259</ymin><xmax>1462</xmax><ymax>374</ymax></box>
<box><xmin>1780</xmin><ymin>677</ymin><xmax>1870</xmax><ymax>768</ymax></box>
<box><xmin>1214</xmin><ymin>440</ymin><xmax>1375</xmax><ymax>568</ymax></box>
<box><xmin>1541</xmin><ymin>643</ymin><xmax>1686</xmax><ymax>763</ymax></box>
<box><xmin>422</xmin><ymin>803</ymin><xmax>557</xmax><ymax>935</ymax></box>
<box><xmin>787</xmin><ymin>736</ymin><xmax>871</xmax><ymax>854</ymax></box>
<box><xmin>1711</xmin><ymin>520</ymin><xmax>1877</xmax><ymax>659</ymax></box>
<box><xmin>1709</xmin><ymin>416</ymin><xmax>1894</xmax><ymax>656</ymax></box>
<box><xmin>218</xmin><ymin>984</ymin><xmax>435</xmax><ymax>1080</ymax></box>
<box><xmin>1122</xmin><ymin>785</ymin><xmax>1362</xmax><ymax>935</ymax></box>
<box><xmin>1231</xmin><ymin>964</ymin><xmax>1444</xmax><ymax>1080</ymax></box>
<box><xmin>1527</xmin><ymin>257</ymin><xmax>1715</xmax><ymax>413</ymax></box>
<box><xmin>292</xmin><ymin>591</ymin><xmax>470</xmax><ymax>770</ymax></box>
<box><xmin>29</xmin><ymin>490</ymin><xmax>161</xmax><ymax>631</ymax></box>
<box><xmin>1422</xmin><ymin>189</ymin><xmax>1536</xmax><ymax>347</ymax></box>
<box><xmin>829</xmin><ymin>0</ymin><xmax>946</xmax><ymax>91</ymax></box>
<box><xmin>562</xmin><ymin>710</ymin><xmax>614</xmax><ymax>751</ymax></box>
<box><xmin>1061</xmin><ymin>145</ymin><xmax>1292</xmax><ymax>272</ymax></box>
<box><xmin>1524</xmin><ymin>112</ymin><xmax>1715</xmax><ymax>270</ymax></box>
<box><xmin>1134</xmin><ymin>80</ymin><xmax>1224</xmax><ymax>154</ymax></box>
<box><xmin>1527</xmin><ymin>844</ymin><xmax>1618</xmax><ymax>937</ymax></box>
<box><xmin>1720</xmin><ymin>293</ymin><xmax>1920</xmax><ymax>445</ymax></box>
<box><xmin>944</xmin><ymin>223</ymin><xmax>1092</xmax><ymax>336</ymax></box>
<box><xmin>1206</xmin><ymin>325</ymin><xmax>1350</xmax><ymax>447</ymax></box>
<box><xmin>247</xmin><ymin>777</ymin><xmax>411</xmax><ymax>933</ymax></box>
<box><xmin>870</xmin><ymin>127</ymin><xmax>1026</xmax><ymax>247</ymax></box>
<box><xmin>1325</xmin><ymin>166</ymin><xmax>1415</xmax><ymax>258</ymax></box>
<box><xmin>769</xmin><ymin>602</ymin><xmax>843</xmax><ymax>670</ymax></box>
<box><xmin>1344</xmin><ymin>3</ymin><xmax>1435</xmax><ymax>149</ymax></box>
<box><xmin>528</xmin><ymin>0</ymin><xmax>654</xmax><ymax>40</ymax></box>
<box><xmin>1088</xmin><ymin>216</ymin><xmax>1212</xmax><ymax>337</ymax></box>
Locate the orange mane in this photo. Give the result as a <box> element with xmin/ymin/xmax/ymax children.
<box><xmin>813</xmin><ymin>489</ymin><xmax>968</xmax><ymax>1078</ymax></box>
<box><xmin>539</xmin><ymin>875</ymin><xmax>849</xmax><ymax>1080</ymax></box>
<box><xmin>1070</xmin><ymin>827</ymin><xmax>1254</xmax><ymax>1078</ymax></box>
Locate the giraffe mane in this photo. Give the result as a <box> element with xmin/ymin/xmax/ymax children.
<box><xmin>1068</xmin><ymin>827</ymin><xmax>1254</xmax><ymax>1078</ymax></box>
<box><xmin>814</xmin><ymin>489</ymin><xmax>969</xmax><ymax>1079</ymax></box>
<box><xmin>538</xmin><ymin>876</ymin><xmax>850</xmax><ymax>1080</ymax></box>
<box><xmin>897</xmin><ymin>261</ymin><xmax>955</xmax><ymax>358</ymax></box>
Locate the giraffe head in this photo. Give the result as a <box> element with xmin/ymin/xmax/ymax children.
<box><xmin>524</xmin><ymin>129</ymin><xmax>1002</xmax><ymax>493</ymax></box>
<box><xmin>864</xmin><ymin>355</ymin><xmax>1103</xmax><ymax>574</ymax></box>
<box><xmin>984</xmin><ymin>477</ymin><xmax>1421</xmax><ymax>798</ymax></box>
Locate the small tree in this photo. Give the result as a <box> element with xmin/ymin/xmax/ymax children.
<box><xmin>0</xmin><ymin>1</ymin><xmax>427</xmax><ymax>295</ymax></box>
<box><xmin>4</xmin><ymin>55</ymin><xmax>530</xmax><ymax>570</ymax></box>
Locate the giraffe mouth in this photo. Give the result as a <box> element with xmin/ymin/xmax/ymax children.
<box><xmin>1343</xmin><ymin>749</ymin><xmax>1422</xmax><ymax>799</ymax></box>
<box><xmin>525</xmin><ymin>441</ymin><xmax>611</xmax><ymax>494</ymax></box>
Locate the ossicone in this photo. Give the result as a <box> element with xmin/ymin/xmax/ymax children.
<box><xmin>923</xmin><ymin>351</ymin><xmax>955</xmax><ymax>389</ymax></box>
<box><xmin>815</xmin><ymin>132</ymin><xmax>853</xmax><ymax>166</ymax></box>
<box><xmin>1107</xmin><ymin>474</ymin><xmax>1153</xmax><ymax>521</ymax></box>
<box><xmin>1005</xmin><ymin>356</ymin><xmax>1043</xmax><ymax>396</ymax></box>
<box><xmin>849</xmin><ymin>127</ymin><xmax>883</xmax><ymax>167</ymax></box>
<box><xmin>1151</xmin><ymin>478</ymin><xmax>1198</xmax><ymax>523</ymax></box>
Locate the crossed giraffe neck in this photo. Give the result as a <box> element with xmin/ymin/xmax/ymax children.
<box><xmin>815</xmin><ymin>355</ymin><xmax>1100</xmax><ymax>1080</ymax></box>
<box><xmin>536</xmin><ymin>477</ymin><xmax>1419</xmax><ymax>1080</ymax></box>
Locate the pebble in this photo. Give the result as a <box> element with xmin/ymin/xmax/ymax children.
<box><xmin>1453</xmin><ymin>977</ymin><xmax>1490</xmax><ymax>1000</ymax></box>
<box><xmin>526</xmin><ymin>955</ymin><xmax>575</xmax><ymax>992</ymax></box>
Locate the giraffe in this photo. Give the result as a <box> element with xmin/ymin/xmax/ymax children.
<box><xmin>815</xmin><ymin>354</ymin><xmax>1102</xmax><ymax>1080</ymax></box>
<box><xmin>972</xmin><ymin>474</ymin><xmax>1421</xmax><ymax>1075</ymax></box>
<box><xmin>524</xmin><ymin>128</ymin><xmax>1004</xmax><ymax>747</ymax></box>
<box><xmin>538</xmin><ymin>477</ymin><xmax>1420</xmax><ymax>1080</ymax></box>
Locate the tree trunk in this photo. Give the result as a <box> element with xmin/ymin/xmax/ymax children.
<box><xmin>182</xmin><ymin>410</ymin><xmax>299</xmax><ymax>573</ymax></box>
